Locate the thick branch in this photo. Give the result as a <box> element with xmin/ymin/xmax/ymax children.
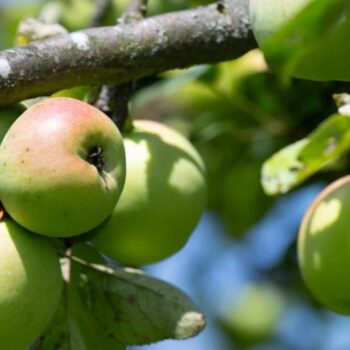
<box><xmin>0</xmin><ymin>0</ymin><xmax>256</xmax><ymax>106</ymax></box>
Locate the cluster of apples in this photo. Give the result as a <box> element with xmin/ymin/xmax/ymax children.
<box><xmin>250</xmin><ymin>0</ymin><xmax>350</xmax><ymax>314</ymax></box>
<box><xmin>0</xmin><ymin>97</ymin><xmax>207</xmax><ymax>349</ymax></box>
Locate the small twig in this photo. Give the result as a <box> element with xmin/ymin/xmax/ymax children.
<box><xmin>95</xmin><ymin>84</ymin><xmax>133</xmax><ymax>130</ymax></box>
<box><xmin>95</xmin><ymin>0</ymin><xmax>148</xmax><ymax>130</ymax></box>
<box><xmin>90</xmin><ymin>0</ymin><xmax>111</xmax><ymax>27</ymax></box>
<box><xmin>61</xmin><ymin>246</ymin><xmax>73</xmax><ymax>283</ymax></box>
<box><xmin>0</xmin><ymin>1</ymin><xmax>255</xmax><ymax>106</ymax></box>
<box><xmin>65</xmin><ymin>254</ymin><xmax>141</xmax><ymax>280</ymax></box>
<box><xmin>121</xmin><ymin>0</ymin><xmax>148</xmax><ymax>23</ymax></box>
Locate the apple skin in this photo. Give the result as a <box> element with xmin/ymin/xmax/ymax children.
<box><xmin>92</xmin><ymin>120</ymin><xmax>207</xmax><ymax>266</ymax></box>
<box><xmin>249</xmin><ymin>0</ymin><xmax>309</xmax><ymax>44</ymax></box>
<box><xmin>249</xmin><ymin>0</ymin><xmax>350</xmax><ymax>81</ymax></box>
<box><xmin>298</xmin><ymin>176</ymin><xmax>350</xmax><ymax>314</ymax></box>
<box><xmin>0</xmin><ymin>218</ymin><xmax>63</xmax><ymax>349</ymax></box>
<box><xmin>0</xmin><ymin>97</ymin><xmax>126</xmax><ymax>237</ymax></box>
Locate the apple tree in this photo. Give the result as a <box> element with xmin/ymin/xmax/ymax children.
<box><xmin>1</xmin><ymin>0</ymin><xmax>350</xmax><ymax>349</ymax></box>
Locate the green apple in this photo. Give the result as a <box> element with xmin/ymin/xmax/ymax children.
<box><xmin>298</xmin><ymin>176</ymin><xmax>350</xmax><ymax>314</ymax></box>
<box><xmin>0</xmin><ymin>97</ymin><xmax>126</xmax><ymax>237</ymax></box>
<box><xmin>92</xmin><ymin>120</ymin><xmax>207</xmax><ymax>265</ymax></box>
<box><xmin>250</xmin><ymin>0</ymin><xmax>309</xmax><ymax>44</ymax></box>
<box><xmin>0</xmin><ymin>218</ymin><xmax>63</xmax><ymax>349</ymax></box>
<box><xmin>249</xmin><ymin>0</ymin><xmax>350</xmax><ymax>81</ymax></box>
<box><xmin>221</xmin><ymin>284</ymin><xmax>284</xmax><ymax>347</ymax></box>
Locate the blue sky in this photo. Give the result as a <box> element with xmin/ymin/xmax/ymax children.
<box><xmin>130</xmin><ymin>183</ymin><xmax>350</xmax><ymax>350</ymax></box>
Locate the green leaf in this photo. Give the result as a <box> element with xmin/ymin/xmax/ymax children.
<box><xmin>75</xmin><ymin>260</ymin><xmax>206</xmax><ymax>345</ymax></box>
<box><xmin>261</xmin><ymin>139</ymin><xmax>308</xmax><ymax>195</ymax></box>
<box><xmin>262</xmin><ymin>114</ymin><xmax>350</xmax><ymax>195</ymax></box>
<box><xmin>36</xmin><ymin>243</ymin><xmax>205</xmax><ymax>348</ymax></box>
<box><xmin>36</xmin><ymin>244</ymin><xmax>126</xmax><ymax>350</ymax></box>
<box><xmin>262</xmin><ymin>0</ymin><xmax>350</xmax><ymax>81</ymax></box>
<box><xmin>35</xmin><ymin>301</ymin><xmax>69</xmax><ymax>350</ymax></box>
<box><xmin>36</xmin><ymin>269</ymin><xmax>126</xmax><ymax>350</ymax></box>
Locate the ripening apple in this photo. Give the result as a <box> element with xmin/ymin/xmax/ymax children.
<box><xmin>298</xmin><ymin>176</ymin><xmax>350</xmax><ymax>314</ymax></box>
<box><xmin>0</xmin><ymin>97</ymin><xmax>126</xmax><ymax>237</ymax></box>
<box><xmin>0</xmin><ymin>218</ymin><xmax>63</xmax><ymax>349</ymax></box>
<box><xmin>250</xmin><ymin>0</ymin><xmax>350</xmax><ymax>81</ymax></box>
<box><xmin>221</xmin><ymin>284</ymin><xmax>284</xmax><ymax>347</ymax></box>
<box><xmin>92</xmin><ymin>120</ymin><xmax>207</xmax><ymax>265</ymax></box>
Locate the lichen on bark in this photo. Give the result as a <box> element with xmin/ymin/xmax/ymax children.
<box><xmin>0</xmin><ymin>0</ymin><xmax>256</xmax><ymax>106</ymax></box>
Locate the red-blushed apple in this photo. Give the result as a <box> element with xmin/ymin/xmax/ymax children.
<box><xmin>0</xmin><ymin>218</ymin><xmax>63</xmax><ymax>349</ymax></box>
<box><xmin>0</xmin><ymin>97</ymin><xmax>126</xmax><ymax>237</ymax></box>
<box><xmin>92</xmin><ymin>120</ymin><xmax>207</xmax><ymax>265</ymax></box>
<box><xmin>298</xmin><ymin>176</ymin><xmax>350</xmax><ymax>314</ymax></box>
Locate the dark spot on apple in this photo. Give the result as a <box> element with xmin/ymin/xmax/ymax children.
<box><xmin>25</xmin><ymin>147</ymin><xmax>30</xmax><ymax>152</ymax></box>
<box><xmin>2</xmin><ymin>162</ymin><xmax>6</xmax><ymax>167</ymax></box>
<box><xmin>21</xmin><ymin>160</ymin><xmax>24</xmax><ymax>164</ymax></box>
<box><xmin>63</xmin><ymin>211</ymin><xmax>68</xmax><ymax>218</ymax></box>
<box><xmin>87</xmin><ymin>145</ymin><xmax>105</xmax><ymax>172</ymax></box>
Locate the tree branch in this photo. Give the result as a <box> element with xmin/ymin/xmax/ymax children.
<box><xmin>0</xmin><ymin>0</ymin><xmax>256</xmax><ymax>106</ymax></box>
<box><xmin>95</xmin><ymin>0</ymin><xmax>149</xmax><ymax>129</ymax></box>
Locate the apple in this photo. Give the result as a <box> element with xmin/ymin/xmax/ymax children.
<box><xmin>221</xmin><ymin>284</ymin><xmax>284</xmax><ymax>347</ymax></box>
<box><xmin>0</xmin><ymin>97</ymin><xmax>126</xmax><ymax>237</ymax></box>
<box><xmin>249</xmin><ymin>0</ymin><xmax>350</xmax><ymax>81</ymax></box>
<box><xmin>0</xmin><ymin>218</ymin><xmax>63</xmax><ymax>349</ymax></box>
<box><xmin>298</xmin><ymin>176</ymin><xmax>350</xmax><ymax>314</ymax></box>
<box><xmin>92</xmin><ymin>120</ymin><xmax>207</xmax><ymax>265</ymax></box>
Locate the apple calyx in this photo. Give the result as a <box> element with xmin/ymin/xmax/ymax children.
<box><xmin>87</xmin><ymin>145</ymin><xmax>105</xmax><ymax>172</ymax></box>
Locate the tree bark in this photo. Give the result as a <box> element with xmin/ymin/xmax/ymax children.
<box><xmin>0</xmin><ymin>0</ymin><xmax>256</xmax><ymax>106</ymax></box>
